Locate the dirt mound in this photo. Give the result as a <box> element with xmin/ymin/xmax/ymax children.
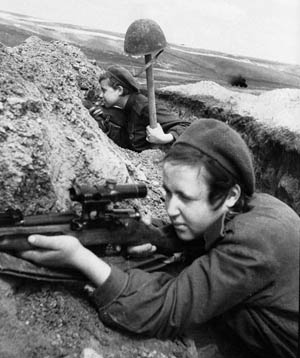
<box><xmin>0</xmin><ymin>37</ymin><xmax>193</xmax><ymax>358</ymax></box>
<box><xmin>161</xmin><ymin>81</ymin><xmax>300</xmax><ymax>132</ymax></box>
<box><xmin>0</xmin><ymin>36</ymin><xmax>128</xmax><ymax>214</ymax></box>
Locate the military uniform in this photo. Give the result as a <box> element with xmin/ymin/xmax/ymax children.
<box><xmin>90</xmin><ymin>119</ymin><xmax>299</xmax><ymax>357</ymax></box>
<box><xmin>92</xmin><ymin>193</ymin><xmax>299</xmax><ymax>358</ymax></box>
<box><xmin>97</xmin><ymin>65</ymin><xmax>190</xmax><ymax>152</ymax></box>
<box><xmin>123</xmin><ymin>93</ymin><xmax>190</xmax><ymax>152</ymax></box>
<box><xmin>92</xmin><ymin>106</ymin><xmax>131</xmax><ymax>149</ymax></box>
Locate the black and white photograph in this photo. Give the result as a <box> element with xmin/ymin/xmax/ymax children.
<box><xmin>0</xmin><ymin>1</ymin><xmax>299</xmax><ymax>357</ymax></box>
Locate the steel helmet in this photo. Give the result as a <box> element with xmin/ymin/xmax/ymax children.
<box><xmin>124</xmin><ymin>19</ymin><xmax>167</xmax><ymax>56</ymax></box>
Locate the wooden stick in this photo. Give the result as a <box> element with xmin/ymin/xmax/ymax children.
<box><xmin>145</xmin><ymin>53</ymin><xmax>157</xmax><ymax>129</ymax></box>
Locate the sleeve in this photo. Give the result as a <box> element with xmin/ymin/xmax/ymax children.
<box><xmin>92</xmin><ymin>237</ymin><xmax>276</xmax><ymax>339</ymax></box>
<box><xmin>140</xmin><ymin>102</ymin><xmax>190</xmax><ymax>140</ymax></box>
<box><xmin>155</xmin><ymin>102</ymin><xmax>190</xmax><ymax>139</ymax></box>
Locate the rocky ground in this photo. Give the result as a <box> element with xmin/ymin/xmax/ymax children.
<box><xmin>0</xmin><ymin>36</ymin><xmax>299</xmax><ymax>358</ymax></box>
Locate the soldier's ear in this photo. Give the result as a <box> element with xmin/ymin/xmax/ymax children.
<box><xmin>117</xmin><ymin>85</ymin><xmax>124</xmax><ymax>96</ymax></box>
<box><xmin>225</xmin><ymin>184</ymin><xmax>241</xmax><ymax>209</ymax></box>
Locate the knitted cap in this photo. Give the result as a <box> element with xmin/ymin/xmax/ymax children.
<box><xmin>175</xmin><ymin>118</ymin><xmax>255</xmax><ymax>195</ymax></box>
<box><xmin>107</xmin><ymin>65</ymin><xmax>139</xmax><ymax>92</ymax></box>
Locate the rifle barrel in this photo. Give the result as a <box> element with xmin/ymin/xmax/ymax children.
<box><xmin>22</xmin><ymin>213</ymin><xmax>75</xmax><ymax>226</ymax></box>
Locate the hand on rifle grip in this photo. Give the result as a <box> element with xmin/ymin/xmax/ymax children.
<box><xmin>120</xmin><ymin>214</ymin><xmax>157</xmax><ymax>258</ymax></box>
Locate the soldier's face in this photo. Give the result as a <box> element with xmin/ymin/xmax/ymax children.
<box><xmin>100</xmin><ymin>79</ymin><xmax>122</xmax><ymax>108</ymax></box>
<box><xmin>163</xmin><ymin>162</ymin><xmax>228</xmax><ymax>241</ymax></box>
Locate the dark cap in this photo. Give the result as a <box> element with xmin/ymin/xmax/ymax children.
<box><xmin>175</xmin><ymin>118</ymin><xmax>255</xmax><ymax>195</ymax></box>
<box><xmin>107</xmin><ymin>65</ymin><xmax>139</xmax><ymax>92</ymax></box>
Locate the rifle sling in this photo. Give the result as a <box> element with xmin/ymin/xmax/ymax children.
<box><xmin>0</xmin><ymin>251</ymin><xmax>175</xmax><ymax>283</ymax></box>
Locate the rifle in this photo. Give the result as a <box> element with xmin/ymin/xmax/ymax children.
<box><xmin>0</xmin><ymin>179</ymin><xmax>182</xmax><ymax>255</ymax></box>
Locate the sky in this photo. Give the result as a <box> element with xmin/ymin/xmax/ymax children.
<box><xmin>0</xmin><ymin>0</ymin><xmax>299</xmax><ymax>65</ymax></box>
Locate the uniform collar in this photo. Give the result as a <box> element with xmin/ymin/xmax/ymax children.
<box><xmin>203</xmin><ymin>213</ymin><xmax>226</xmax><ymax>251</ymax></box>
<box><xmin>124</xmin><ymin>93</ymin><xmax>137</xmax><ymax>114</ymax></box>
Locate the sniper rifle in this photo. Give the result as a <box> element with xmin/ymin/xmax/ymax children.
<box><xmin>0</xmin><ymin>179</ymin><xmax>182</xmax><ymax>255</ymax></box>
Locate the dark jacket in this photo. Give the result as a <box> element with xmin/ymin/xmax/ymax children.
<box><xmin>92</xmin><ymin>193</ymin><xmax>299</xmax><ymax>358</ymax></box>
<box><xmin>94</xmin><ymin>106</ymin><xmax>131</xmax><ymax>149</ymax></box>
<box><xmin>124</xmin><ymin>93</ymin><xmax>190</xmax><ymax>152</ymax></box>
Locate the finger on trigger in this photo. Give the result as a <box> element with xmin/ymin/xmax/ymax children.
<box><xmin>127</xmin><ymin>243</ymin><xmax>152</xmax><ymax>255</ymax></box>
<box><xmin>115</xmin><ymin>245</ymin><xmax>122</xmax><ymax>252</ymax></box>
<box><xmin>150</xmin><ymin>245</ymin><xmax>157</xmax><ymax>253</ymax></box>
<box><xmin>141</xmin><ymin>214</ymin><xmax>152</xmax><ymax>226</ymax></box>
